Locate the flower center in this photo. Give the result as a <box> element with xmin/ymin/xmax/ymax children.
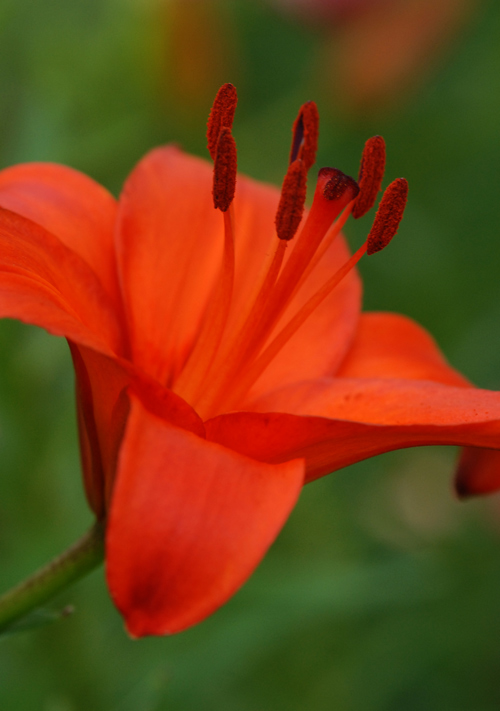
<box><xmin>172</xmin><ymin>84</ymin><xmax>408</xmax><ymax>420</ymax></box>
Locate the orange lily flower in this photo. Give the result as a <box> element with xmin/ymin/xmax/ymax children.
<box><xmin>0</xmin><ymin>84</ymin><xmax>498</xmax><ymax>638</ymax></box>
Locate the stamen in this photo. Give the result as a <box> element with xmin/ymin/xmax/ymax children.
<box><xmin>290</xmin><ymin>202</ymin><xmax>353</xmax><ymax>299</ymax></box>
<box><xmin>212</xmin><ymin>127</ymin><xmax>237</xmax><ymax>212</ymax></box>
<box><xmin>289</xmin><ymin>101</ymin><xmax>319</xmax><ymax>170</ymax></box>
<box><xmin>367</xmin><ymin>178</ymin><xmax>408</xmax><ymax>254</ymax></box>
<box><xmin>258</xmin><ymin>168</ymin><xmax>358</xmax><ymax>334</ymax></box>
<box><xmin>248</xmin><ymin>168</ymin><xmax>359</xmax><ymax>341</ymax></box>
<box><xmin>275</xmin><ymin>159</ymin><xmax>307</xmax><ymax>241</ymax></box>
<box><xmin>207</xmin><ymin>83</ymin><xmax>238</xmax><ymax>160</ymax></box>
<box><xmin>198</xmin><ymin>236</ymin><xmax>288</xmax><ymax>413</ymax></box>
<box><xmin>187</xmin><ymin>90</ymin><xmax>408</xmax><ymax>420</ymax></box>
<box><xmin>218</xmin><ymin>176</ymin><xmax>405</xmax><ymax>411</ymax></box>
<box><xmin>174</xmin><ymin>207</ymin><xmax>236</xmax><ymax>403</ymax></box>
<box><xmin>195</xmin><ymin>167</ymin><xmax>360</xmax><ymax>417</ymax></box>
<box><xmin>220</xmin><ymin>240</ymin><xmax>369</xmax><ymax>412</ymax></box>
<box><xmin>352</xmin><ymin>136</ymin><xmax>386</xmax><ymax>219</ymax></box>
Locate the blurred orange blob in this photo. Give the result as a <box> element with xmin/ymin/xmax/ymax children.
<box><xmin>272</xmin><ymin>0</ymin><xmax>483</xmax><ymax>111</ymax></box>
<box><xmin>161</xmin><ymin>0</ymin><xmax>238</xmax><ymax>113</ymax></box>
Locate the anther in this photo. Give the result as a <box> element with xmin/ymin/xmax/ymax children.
<box><xmin>212</xmin><ymin>127</ymin><xmax>237</xmax><ymax>212</ymax></box>
<box><xmin>289</xmin><ymin>101</ymin><xmax>319</xmax><ymax>171</ymax></box>
<box><xmin>322</xmin><ymin>167</ymin><xmax>360</xmax><ymax>203</ymax></box>
<box><xmin>207</xmin><ymin>83</ymin><xmax>238</xmax><ymax>160</ymax></box>
<box><xmin>366</xmin><ymin>178</ymin><xmax>408</xmax><ymax>254</ymax></box>
<box><xmin>352</xmin><ymin>136</ymin><xmax>386</xmax><ymax>219</ymax></box>
<box><xmin>275</xmin><ymin>159</ymin><xmax>308</xmax><ymax>241</ymax></box>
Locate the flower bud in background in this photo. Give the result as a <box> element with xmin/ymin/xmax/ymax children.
<box><xmin>160</xmin><ymin>0</ymin><xmax>239</xmax><ymax>115</ymax></box>
<box><xmin>269</xmin><ymin>0</ymin><xmax>484</xmax><ymax>112</ymax></box>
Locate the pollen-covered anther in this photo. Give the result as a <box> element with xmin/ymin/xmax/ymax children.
<box><xmin>207</xmin><ymin>83</ymin><xmax>238</xmax><ymax>160</ymax></box>
<box><xmin>352</xmin><ymin>135</ymin><xmax>386</xmax><ymax>219</ymax></box>
<box><xmin>366</xmin><ymin>178</ymin><xmax>408</xmax><ymax>255</ymax></box>
<box><xmin>213</xmin><ymin>128</ymin><xmax>237</xmax><ymax>212</ymax></box>
<box><xmin>322</xmin><ymin>168</ymin><xmax>360</xmax><ymax>203</ymax></box>
<box><xmin>289</xmin><ymin>101</ymin><xmax>319</xmax><ymax>171</ymax></box>
<box><xmin>275</xmin><ymin>159</ymin><xmax>307</xmax><ymax>241</ymax></box>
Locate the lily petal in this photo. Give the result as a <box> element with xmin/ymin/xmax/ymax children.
<box><xmin>455</xmin><ymin>446</ymin><xmax>500</xmax><ymax>498</ymax></box>
<box><xmin>0</xmin><ymin>162</ymin><xmax>121</xmax><ymax>311</ymax></box>
<box><xmin>116</xmin><ymin>145</ymin><xmax>361</xmax><ymax>390</ymax></box>
<box><xmin>116</xmin><ymin>146</ymin><xmax>224</xmax><ymax>384</ymax></box>
<box><xmin>336</xmin><ymin>311</ymin><xmax>470</xmax><ymax>387</ymax></box>
<box><xmin>70</xmin><ymin>345</ymin><xmax>206</xmax><ymax>519</ymax></box>
<box><xmin>69</xmin><ymin>345</ymin><xmax>132</xmax><ymax>518</ymax></box>
<box><xmin>0</xmin><ymin>207</ymin><xmax>123</xmax><ymax>355</ymax></box>
<box><xmin>207</xmin><ymin>379</ymin><xmax>500</xmax><ymax>482</ymax></box>
<box><xmin>336</xmin><ymin>312</ymin><xmax>500</xmax><ymax>499</ymax></box>
<box><xmin>106</xmin><ymin>393</ymin><xmax>304</xmax><ymax>636</ymax></box>
<box><xmin>251</xmin><ymin>377</ymin><xmax>500</xmax><ymax>430</ymax></box>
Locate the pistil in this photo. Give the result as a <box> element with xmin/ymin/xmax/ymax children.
<box><xmin>193</xmin><ymin>169</ymin><xmax>359</xmax><ymax>419</ymax></box>
<box><xmin>174</xmin><ymin>84</ymin><xmax>409</xmax><ymax>422</ymax></box>
<box><xmin>250</xmin><ymin>168</ymin><xmax>359</xmax><ymax>347</ymax></box>
<box><xmin>216</xmin><ymin>177</ymin><xmax>409</xmax><ymax>412</ymax></box>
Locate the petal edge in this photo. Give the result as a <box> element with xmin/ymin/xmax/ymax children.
<box><xmin>106</xmin><ymin>394</ymin><xmax>304</xmax><ymax>636</ymax></box>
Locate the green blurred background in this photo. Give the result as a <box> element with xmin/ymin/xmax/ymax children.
<box><xmin>1</xmin><ymin>0</ymin><xmax>500</xmax><ymax>708</ymax></box>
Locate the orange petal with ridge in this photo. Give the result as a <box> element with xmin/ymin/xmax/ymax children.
<box><xmin>106</xmin><ymin>393</ymin><xmax>304</xmax><ymax>636</ymax></box>
<box><xmin>0</xmin><ymin>162</ymin><xmax>121</xmax><ymax>312</ymax></box>
<box><xmin>116</xmin><ymin>146</ymin><xmax>224</xmax><ymax>385</ymax></box>
<box><xmin>0</xmin><ymin>207</ymin><xmax>123</xmax><ymax>356</ymax></box>
<box><xmin>207</xmin><ymin>379</ymin><xmax>500</xmax><ymax>482</ymax></box>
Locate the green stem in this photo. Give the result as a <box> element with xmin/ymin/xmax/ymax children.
<box><xmin>0</xmin><ymin>523</ymin><xmax>105</xmax><ymax>633</ymax></box>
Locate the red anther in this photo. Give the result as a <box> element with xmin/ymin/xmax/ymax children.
<box><xmin>289</xmin><ymin>101</ymin><xmax>319</xmax><ymax>171</ymax></box>
<box><xmin>352</xmin><ymin>136</ymin><xmax>386</xmax><ymax>219</ymax></box>
<box><xmin>213</xmin><ymin>128</ymin><xmax>237</xmax><ymax>212</ymax></box>
<box><xmin>207</xmin><ymin>83</ymin><xmax>238</xmax><ymax>160</ymax></box>
<box><xmin>275</xmin><ymin>159</ymin><xmax>308</xmax><ymax>241</ymax></box>
<box><xmin>367</xmin><ymin>178</ymin><xmax>408</xmax><ymax>254</ymax></box>
<box><xmin>322</xmin><ymin>167</ymin><xmax>359</xmax><ymax>202</ymax></box>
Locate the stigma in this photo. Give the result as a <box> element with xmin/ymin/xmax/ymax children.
<box><xmin>173</xmin><ymin>85</ymin><xmax>408</xmax><ymax>418</ymax></box>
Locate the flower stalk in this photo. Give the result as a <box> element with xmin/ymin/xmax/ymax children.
<box><xmin>0</xmin><ymin>523</ymin><xmax>104</xmax><ymax>634</ymax></box>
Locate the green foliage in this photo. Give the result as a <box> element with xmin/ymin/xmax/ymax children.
<box><xmin>0</xmin><ymin>606</ymin><xmax>75</xmax><ymax>638</ymax></box>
